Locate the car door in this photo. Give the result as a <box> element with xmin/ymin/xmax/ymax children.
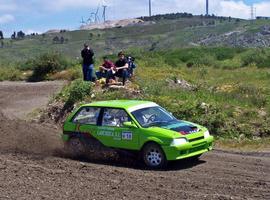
<box><xmin>97</xmin><ymin>108</ymin><xmax>139</xmax><ymax>150</ymax></box>
<box><xmin>71</xmin><ymin>106</ymin><xmax>101</xmax><ymax>137</ymax></box>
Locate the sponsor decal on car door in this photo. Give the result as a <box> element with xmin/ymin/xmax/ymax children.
<box><xmin>99</xmin><ymin>108</ymin><xmax>139</xmax><ymax>149</ymax></box>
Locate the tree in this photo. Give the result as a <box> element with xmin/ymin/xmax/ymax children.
<box><xmin>0</xmin><ymin>31</ymin><xmax>3</xmax><ymax>39</ymax></box>
<box><xmin>60</xmin><ymin>36</ymin><xmax>64</xmax><ymax>44</ymax></box>
<box><xmin>53</xmin><ymin>36</ymin><xmax>59</xmax><ymax>44</ymax></box>
<box><xmin>89</xmin><ymin>32</ymin><xmax>94</xmax><ymax>39</ymax></box>
<box><xmin>17</xmin><ymin>30</ymin><xmax>25</xmax><ymax>39</ymax></box>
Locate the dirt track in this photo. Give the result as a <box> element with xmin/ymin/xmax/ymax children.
<box><xmin>0</xmin><ymin>81</ymin><xmax>64</xmax><ymax>119</ymax></box>
<box><xmin>0</xmin><ymin>81</ymin><xmax>269</xmax><ymax>200</ymax></box>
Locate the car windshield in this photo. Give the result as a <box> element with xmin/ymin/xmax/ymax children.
<box><xmin>131</xmin><ymin>106</ymin><xmax>177</xmax><ymax>128</ymax></box>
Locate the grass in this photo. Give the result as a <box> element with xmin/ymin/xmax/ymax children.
<box><xmin>132</xmin><ymin>49</ymin><xmax>270</xmax><ymax>139</ymax></box>
<box><xmin>215</xmin><ymin>138</ymin><xmax>270</xmax><ymax>152</ymax></box>
<box><xmin>0</xmin><ymin>66</ymin><xmax>24</xmax><ymax>81</ymax></box>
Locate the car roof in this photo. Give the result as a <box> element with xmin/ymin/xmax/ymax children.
<box><xmin>83</xmin><ymin>100</ymin><xmax>157</xmax><ymax>111</ymax></box>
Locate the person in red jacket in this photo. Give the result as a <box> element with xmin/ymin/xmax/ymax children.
<box><xmin>96</xmin><ymin>56</ymin><xmax>115</xmax><ymax>79</ymax></box>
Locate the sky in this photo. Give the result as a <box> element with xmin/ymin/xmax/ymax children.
<box><xmin>0</xmin><ymin>0</ymin><xmax>270</xmax><ymax>37</ymax></box>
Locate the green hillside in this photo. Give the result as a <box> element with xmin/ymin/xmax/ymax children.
<box><xmin>1</xmin><ymin>16</ymin><xmax>270</xmax><ymax>65</ymax></box>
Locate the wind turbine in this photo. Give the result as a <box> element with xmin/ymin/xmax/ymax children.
<box><xmin>102</xmin><ymin>0</ymin><xmax>108</xmax><ymax>22</ymax></box>
<box><xmin>95</xmin><ymin>6</ymin><xmax>100</xmax><ymax>23</ymax></box>
<box><xmin>87</xmin><ymin>12</ymin><xmax>96</xmax><ymax>24</ymax></box>
<box><xmin>206</xmin><ymin>0</ymin><xmax>209</xmax><ymax>16</ymax></box>
<box><xmin>149</xmin><ymin>0</ymin><xmax>152</xmax><ymax>17</ymax></box>
<box><xmin>102</xmin><ymin>5</ymin><xmax>107</xmax><ymax>22</ymax></box>
<box><xmin>80</xmin><ymin>17</ymin><xmax>86</xmax><ymax>25</ymax></box>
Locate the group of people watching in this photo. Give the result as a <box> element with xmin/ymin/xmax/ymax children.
<box><xmin>81</xmin><ymin>43</ymin><xmax>136</xmax><ymax>86</ymax></box>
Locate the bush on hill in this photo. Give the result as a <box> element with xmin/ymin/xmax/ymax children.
<box><xmin>27</xmin><ymin>52</ymin><xmax>72</xmax><ymax>82</ymax></box>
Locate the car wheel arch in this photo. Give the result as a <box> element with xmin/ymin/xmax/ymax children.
<box><xmin>140</xmin><ymin>137</ymin><xmax>164</xmax><ymax>151</ymax></box>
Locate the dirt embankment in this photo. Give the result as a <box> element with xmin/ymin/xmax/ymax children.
<box><xmin>0</xmin><ymin>81</ymin><xmax>64</xmax><ymax>119</ymax></box>
<box><xmin>0</xmin><ymin>81</ymin><xmax>64</xmax><ymax>156</ymax></box>
<box><xmin>0</xmin><ymin>81</ymin><xmax>269</xmax><ymax>200</ymax></box>
<box><xmin>0</xmin><ymin>111</ymin><xmax>62</xmax><ymax>156</ymax></box>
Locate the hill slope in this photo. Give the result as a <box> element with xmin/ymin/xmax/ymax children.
<box><xmin>1</xmin><ymin>16</ymin><xmax>270</xmax><ymax>64</ymax></box>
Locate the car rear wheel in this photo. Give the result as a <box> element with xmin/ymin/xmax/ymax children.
<box><xmin>65</xmin><ymin>137</ymin><xmax>86</xmax><ymax>158</ymax></box>
<box><xmin>142</xmin><ymin>143</ymin><xmax>167</xmax><ymax>169</ymax></box>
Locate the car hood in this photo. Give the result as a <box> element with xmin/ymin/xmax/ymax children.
<box><xmin>161</xmin><ymin>120</ymin><xmax>200</xmax><ymax>135</ymax></box>
<box><xmin>147</xmin><ymin>120</ymin><xmax>201</xmax><ymax>138</ymax></box>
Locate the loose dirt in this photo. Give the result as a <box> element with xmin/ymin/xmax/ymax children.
<box><xmin>0</xmin><ymin>81</ymin><xmax>64</xmax><ymax>119</ymax></box>
<box><xmin>0</xmin><ymin>81</ymin><xmax>269</xmax><ymax>200</ymax></box>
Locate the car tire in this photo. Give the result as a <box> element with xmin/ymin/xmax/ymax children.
<box><xmin>142</xmin><ymin>143</ymin><xmax>167</xmax><ymax>169</ymax></box>
<box><xmin>64</xmin><ymin>137</ymin><xmax>86</xmax><ymax>158</ymax></box>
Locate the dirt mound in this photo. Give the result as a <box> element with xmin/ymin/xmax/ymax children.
<box><xmin>0</xmin><ymin>81</ymin><xmax>64</xmax><ymax>157</ymax></box>
<box><xmin>80</xmin><ymin>18</ymin><xmax>144</xmax><ymax>30</ymax></box>
<box><xmin>0</xmin><ymin>81</ymin><xmax>64</xmax><ymax>119</ymax></box>
<box><xmin>0</xmin><ymin>110</ymin><xmax>62</xmax><ymax>156</ymax></box>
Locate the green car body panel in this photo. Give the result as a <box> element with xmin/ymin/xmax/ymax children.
<box><xmin>62</xmin><ymin>100</ymin><xmax>214</xmax><ymax>161</ymax></box>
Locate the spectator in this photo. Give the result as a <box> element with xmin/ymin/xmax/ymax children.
<box><xmin>108</xmin><ymin>51</ymin><xmax>129</xmax><ymax>85</ymax></box>
<box><xmin>96</xmin><ymin>56</ymin><xmax>115</xmax><ymax>80</ymax></box>
<box><xmin>81</xmin><ymin>43</ymin><xmax>95</xmax><ymax>81</ymax></box>
<box><xmin>127</xmin><ymin>56</ymin><xmax>136</xmax><ymax>78</ymax></box>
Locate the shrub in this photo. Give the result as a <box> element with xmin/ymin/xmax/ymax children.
<box><xmin>177</xmin><ymin>49</ymin><xmax>204</xmax><ymax>63</ymax></box>
<box><xmin>212</xmin><ymin>47</ymin><xmax>239</xmax><ymax>61</ymax></box>
<box><xmin>240</xmin><ymin>49</ymin><xmax>270</xmax><ymax>67</ymax></box>
<box><xmin>27</xmin><ymin>52</ymin><xmax>72</xmax><ymax>82</ymax></box>
<box><xmin>192</xmin><ymin>55</ymin><xmax>216</xmax><ymax>67</ymax></box>
<box><xmin>58</xmin><ymin>79</ymin><xmax>92</xmax><ymax>107</ymax></box>
<box><xmin>217</xmin><ymin>58</ymin><xmax>242</xmax><ymax>69</ymax></box>
<box><xmin>0</xmin><ymin>67</ymin><xmax>22</xmax><ymax>81</ymax></box>
<box><xmin>236</xmin><ymin>84</ymin><xmax>267</xmax><ymax>107</ymax></box>
<box><xmin>146</xmin><ymin>95</ymin><xmax>227</xmax><ymax>136</ymax></box>
<box><xmin>257</xmin><ymin>56</ymin><xmax>270</xmax><ymax>68</ymax></box>
<box><xmin>49</xmin><ymin>65</ymin><xmax>82</xmax><ymax>81</ymax></box>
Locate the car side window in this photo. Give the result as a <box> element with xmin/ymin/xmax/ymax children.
<box><xmin>73</xmin><ymin>107</ymin><xmax>100</xmax><ymax>125</ymax></box>
<box><xmin>102</xmin><ymin>108</ymin><xmax>130</xmax><ymax>127</ymax></box>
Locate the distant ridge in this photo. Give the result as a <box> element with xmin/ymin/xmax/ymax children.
<box><xmin>80</xmin><ymin>18</ymin><xmax>146</xmax><ymax>30</ymax></box>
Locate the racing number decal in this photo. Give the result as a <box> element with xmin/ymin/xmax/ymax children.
<box><xmin>122</xmin><ymin>132</ymin><xmax>133</xmax><ymax>140</ymax></box>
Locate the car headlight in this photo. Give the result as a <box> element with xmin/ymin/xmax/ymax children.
<box><xmin>204</xmin><ymin>130</ymin><xmax>210</xmax><ymax>138</ymax></box>
<box><xmin>171</xmin><ymin>138</ymin><xmax>188</xmax><ymax>146</ymax></box>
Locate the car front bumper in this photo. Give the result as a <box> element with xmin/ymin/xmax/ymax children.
<box><xmin>162</xmin><ymin>136</ymin><xmax>214</xmax><ymax>161</ymax></box>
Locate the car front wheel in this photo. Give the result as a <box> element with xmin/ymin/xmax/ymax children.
<box><xmin>142</xmin><ymin>143</ymin><xmax>167</xmax><ymax>169</ymax></box>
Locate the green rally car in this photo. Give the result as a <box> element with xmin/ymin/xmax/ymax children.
<box><xmin>62</xmin><ymin>100</ymin><xmax>214</xmax><ymax>168</ymax></box>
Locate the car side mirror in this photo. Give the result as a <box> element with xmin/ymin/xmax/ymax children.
<box><xmin>123</xmin><ymin>121</ymin><xmax>137</xmax><ymax>128</ymax></box>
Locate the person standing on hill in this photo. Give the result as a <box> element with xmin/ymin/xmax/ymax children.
<box><xmin>81</xmin><ymin>43</ymin><xmax>95</xmax><ymax>81</ymax></box>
